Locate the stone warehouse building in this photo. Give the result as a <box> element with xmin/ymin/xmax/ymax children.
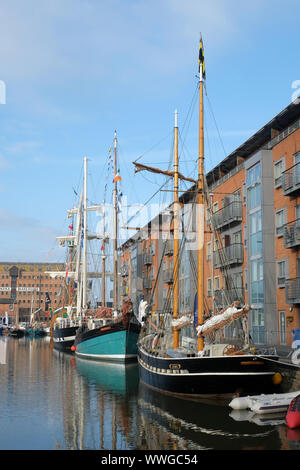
<box><xmin>0</xmin><ymin>262</ymin><xmax>65</xmax><ymax>323</ymax></box>
<box><xmin>120</xmin><ymin>99</ymin><xmax>300</xmax><ymax>348</ymax></box>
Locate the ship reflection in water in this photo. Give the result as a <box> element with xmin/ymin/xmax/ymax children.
<box><xmin>0</xmin><ymin>337</ymin><xmax>299</xmax><ymax>450</ymax></box>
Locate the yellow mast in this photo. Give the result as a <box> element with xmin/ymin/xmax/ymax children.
<box><xmin>197</xmin><ymin>34</ymin><xmax>205</xmax><ymax>352</ymax></box>
<box><xmin>173</xmin><ymin>110</ymin><xmax>179</xmax><ymax>348</ymax></box>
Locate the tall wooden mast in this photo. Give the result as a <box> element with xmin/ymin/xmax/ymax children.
<box><xmin>173</xmin><ymin>109</ymin><xmax>179</xmax><ymax>348</ymax></box>
<box><xmin>101</xmin><ymin>207</ymin><xmax>106</xmax><ymax>308</ymax></box>
<box><xmin>82</xmin><ymin>156</ymin><xmax>88</xmax><ymax>310</ymax></box>
<box><xmin>113</xmin><ymin>131</ymin><xmax>119</xmax><ymax>311</ymax></box>
<box><xmin>197</xmin><ymin>34</ymin><xmax>205</xmax><ymax>351</ymax></box>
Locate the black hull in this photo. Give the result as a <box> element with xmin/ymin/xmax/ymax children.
<box><xmin>9</xmin><ymin>329</ymin><xmax>25</xmax><ymax>338</ymax></box>
<box><xmin>138</xmin><ymin>346</ymin><xmax>287</xmax><ymax>398</ymax></box>
<box><xmin>53</xmin><ymin>326</ymin><xmax>79</xmax><ymax>352</ymax></box>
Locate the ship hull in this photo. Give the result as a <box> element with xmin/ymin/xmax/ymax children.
<box><xmin>138</xmin><ymin>346</ymin><xmax>286</xmax><ymax>398</ymax></box>
<box><xmin>53</xmin><ymin>326</ymin><xmax>79</xmax><ymax>352</ymax></box>
<box><xmin>9</xmin><ymin>329</ymin><xmax>25</xmax><ymax>339</ymax></box>
<box><xmin>74</xmin><ymin>323</ymin><xmax>140</xmax><ymax>362</ymax></box>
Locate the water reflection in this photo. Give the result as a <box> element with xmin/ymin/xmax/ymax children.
<box><xmin>137</xmin><ymin>384</ymin><xmax>281</xmax><ymax>450</ymax></box>
<box><xmin>74</xmin><ymin>359</ymin><xmax>139</xmax><ymax>450</ymax></box>
<box><xmin>0</xmin><ymin>337</ymin><xmax>299</xmax><ymax>450</ymax></box>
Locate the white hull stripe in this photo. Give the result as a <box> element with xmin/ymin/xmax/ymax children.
<box><xmin>53</xmin><ymin>336</ymin><xmax>76</xmax><ymax>343</ymax></box>
<box><xmin>75</xmin><ymin>352</ymin><xmax>136</xmax><ymax>360</ymax></box>
<box><xmin>138</xmin><ymin>359</ymin><xmax>275</xmax><ymax>377</ymax></box>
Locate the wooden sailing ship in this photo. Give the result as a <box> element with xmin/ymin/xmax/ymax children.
<box><xmin>74</xmin><ymin>133</ymin><xmax>140</xmax><ymax>361</ymax></box>
<box><xmin>135</xmin><ymin>37</ymin><xmax>285</xmax><ymax>397</ymax></box>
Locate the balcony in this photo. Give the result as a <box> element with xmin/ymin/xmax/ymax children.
<box><xmin>163</xmin><ymin>270</ymin><xmax>174</xmax><ymax>284</ymax></box>
<box><xmin>143</xmin><ymin>254</ymin><xmax>152</xmax><ymax>265</ymax></box>
<box><xmin>213</xmin><ymin>243</ymin><xmax>244</xmax><ymax>269</ymax></box>
<box><xmin>143</xmin><ymin>278</ymin><xmax>152</xmax><ymax>290</ymax></box>
<box><xmin>120</xmin><ymin>264</ymin><xmax>128</xmax><ymax>277</ymax></box>
<box><xmin>212</xmin><ymin>201</ymin><xmax>242</xmax><ymax>230</ymax></box>
<box><xmin>285</xmin><ymin>277</ymin><xmax>300</xmax><ymax>304</ymax></box>
<box><xmin>164</xmin><ymin>240</ymin><xmax>173</xmax><ymax>256</ymax></box>
<box><xmin>214</xmin><ymin>288</ymin><xmax>245</xmax><ymax>309</ymax></box>
<box><xmin>283</xmin><ymin>219</ymin><xmax>300</xmax><ymax>248</ymax></box>
<box><xmin>282</xmin><ymin>162</ymin><xmax>300</xmax><ymax>196</ymax></box>
<box><xmin>120</xmin><ymin>285</ymin><xmax>127</xmax><ymax>296</ymax></box>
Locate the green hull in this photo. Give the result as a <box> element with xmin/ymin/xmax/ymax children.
<box><xmin>75</xmin><ymin>328</ymin><xmax>139</xmax><ymax>362</ymax></box>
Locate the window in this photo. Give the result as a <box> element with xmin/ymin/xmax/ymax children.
<box><xmin>274</xmin><ymin>158</ymin><xmax>285</xmax><ymax>187</ymax></box>
<box><xmin>277</xmin><ymin>260</ymin><xmax>286</xmax><ymax>287</ymax></box>
<box><xmin>214</xmin><ymin>276</ymin><xmax>220</xmax><ymax>291</ymax></box>
<box><xmin>279</xmin><ymin>311</ymin><xmax>286</xmax><ymax>345</ymax></box>
<box><xmin>206</xmin><ymin>242</ymin><xmax>212</xmax><ymax>261</ymax></box>
<box><xmin>232</xmin><ymin>230</ymin><xmax>242</xmax><ymax>245</ymax></box>
<box><xmin>207</xmin><ymin>278</ymin><xmax>212</xmax><ymax>297</ymax></box>
<box><xmin>233</xmin><ymin>189</ymin><xmax>241</xmax><ymax>202</ymax></box>
<box><xmin>249</xmin><ymin>210</ymin><xmax>262</xmax><ymax>255</ymax></box>
<box><xmin>276</xmin><ymin>208</ymin><xmax>286</xmax><ymax>237</ymax></box>
<box><xmin>251</xmin><ymin>308</ymin><xmax>265</xmax><ymax>344</ymax></box>
<box><xmin>247</xmin><ymin>163</ymin><xmax>261</xmax><ymax>210</ymax></box>
<box><xmin>251</xmin><ymin>259</ymin><xmax>264</xmax><ymax>303</ymax></box>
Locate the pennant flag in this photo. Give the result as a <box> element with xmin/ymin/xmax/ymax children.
<box><xmin>198</xmin><ymin>34</ymin><xmax>206</xmax><ymax>79</ymax></box>
<box><xmin>68</xmin><ymin>224</ymin><xmax>73</xmax><ymax>230</ymax></box>
<box><xmin>113</xmin><ymin>175</ymin><xmax>122</xmax><ymax>182</ymax></box>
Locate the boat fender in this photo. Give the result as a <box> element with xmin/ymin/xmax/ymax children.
<box><xmin>71</xmin><ymin>346</ymin><xmax>76</xmax><ymax>352</ymax></box>
<box><xmin>152</xmin><ymin>335</ymin><xmax>159</xmax><ymax>349</ymax></box>
<box><xmin>272</xmin><ymin>372</ymin><xmax>283</xmax><ymax>385</ymax></box>
<box><xmin>229</xmin><ymin>396</ymin><xmax>252</xmax><ymax>410</ymax></box>
<box><xmin>286</xmin><ymin>395</ymin><xmax>300</xmax><ymax>429</ymax></box>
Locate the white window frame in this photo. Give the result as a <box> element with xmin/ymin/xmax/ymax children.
<box><xmin>274</xmin><ymin>157</ymin><xmax>285</xmax><ymax>188</ymax></box>
<box><xmin>275</xmin><ymin>208</ymin><xmax>286</xmax><ymax>237</ymax></box>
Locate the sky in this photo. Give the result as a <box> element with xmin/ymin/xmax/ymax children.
<box><xmin>0</xmin><ymin>0</ymin><xmax>300</xmax><ymax>263</ymax></box>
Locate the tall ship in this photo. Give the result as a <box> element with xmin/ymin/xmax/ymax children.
<box><xmin>73</xmin><ymin>132</ymin><xmax>140</xmax><ymax>362</ymax></box>
<box><xmin>51</xmin><ymin>157</ymin><xmax>104</xmax><ymax>352</ymax></box>
<box><xmin>134</xmin><ymin>37</ymin><xmax>296</xmax><ymax>398</ymax></box>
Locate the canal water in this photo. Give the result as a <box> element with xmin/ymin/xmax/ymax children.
<box><xmin>0</xmin><ymin>336</ymin><xmax>299</xmax><ymax>451</ymax></box>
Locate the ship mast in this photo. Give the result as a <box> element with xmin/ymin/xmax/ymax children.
<box><xmin>113</xmin><ymin>131</ymin><xmax>119</xmax><ymax>311</ymax></box>
<box><xmin>173</xmin><ymin>109</ymin><xmax>179</xmax><ymax>348</ymax></box>
<box><xmin>101</xmin><ymin>207</ymin><xmax>106</xmax><ymax>308</ymax></box>
<box><xmin>82</xmin><ymin>156</ymin><xmax>88</xmax><ymax>311</ymax></box>
<box><xmin>197</xmin><ymin>34</ymin><xmax>205</xmax><ymax>351</ymax></box>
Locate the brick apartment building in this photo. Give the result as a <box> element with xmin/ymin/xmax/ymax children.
<box><xmin>0</xmin><ymin>262</ymin><xmax>65</xmax><ymax>323</ymax></box>
<box><xmin>120</xmin><ymin>99</ymin><xmax>300</xmax><ymax>348</ymax></box>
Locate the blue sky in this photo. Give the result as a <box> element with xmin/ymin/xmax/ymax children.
<box><xmin>0</xmin><ymin>0</ymin><xmax>299</xmax><ymax>263</ymax></box>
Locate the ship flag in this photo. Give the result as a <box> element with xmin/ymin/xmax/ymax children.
<box><xmin>198</xmin><ymin>34</ymin><xmax>206</xmax><ymax>79</ymax></box>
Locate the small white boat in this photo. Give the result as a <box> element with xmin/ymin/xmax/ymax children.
<box><xmin>229</xmin><ymin>391</ymin><xmax>300</xmax><ymax>414</ymax></box>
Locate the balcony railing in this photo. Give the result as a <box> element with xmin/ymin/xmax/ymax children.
<box><xmin>143</xmin><ymin>278</ymin><xmax>152</xmax><ymax>290</ymax></box>
<box><xmin>213</xmin><ymin>243</ymin><xmax>244</xmax><ymax>269</ymax></box>
<box><xmin>212</xmin><ymin>201</ymin><xmax>242</xmax><ymax>230</ymax></box>
<box><xmin>283</xmin><ymin>219</ymin><xmax>300</xmax><ymax>248</ymax></box>
<box><xmin>214</xmin><ymin>288</ymin><xmax>245</xmax><ymax>309</ymax></box>
<box><xmin>143</xmin><ymin>254</ymin><xmax>152</xmax><ymax>265</ymax></box>
<box><xmin>164</xmin><ymin>240</ymin><xmax>173</xmax><ymax>256</ymax></box>
<box><xmin>282</xmin><ymin>162</ymin><xmax>300</xmax><ymax>196</ymax></box>
<box><xmin>163</xmin><ymin>270</ymin><xmax>174</xmax><ymax>284</ymax></box>
<box><xmin>120</xmin><ymin>264</ymin><xmax>128</xmax><ymax>277</ymax></box>
<box><xmin>285</xmin><ymin>277</ymin><xmax>300</xmax><ymax>304</ymax></box>
<box><xmin>120</xmin><ymin>285</ymin><xmax>127</xmax><ymax>296</ymax></box>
